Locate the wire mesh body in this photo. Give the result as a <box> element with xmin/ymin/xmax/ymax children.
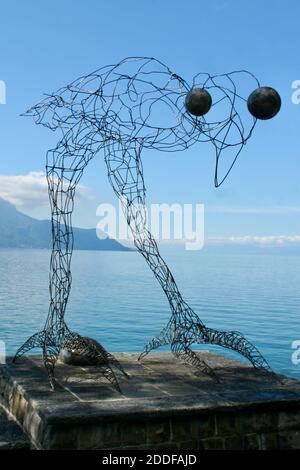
<box><xmin>14</xmin><ymin>57</ymin><xmax>273</xmax><ymax>391</ymax></box>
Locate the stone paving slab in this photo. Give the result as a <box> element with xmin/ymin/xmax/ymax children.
<box><xmin>0</xmin><ymin>351</ymin><xmax>300</xmax><ymax>449</ymax></box>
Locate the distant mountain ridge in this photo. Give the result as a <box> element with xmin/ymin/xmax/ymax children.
<box><xmin>0</xmin><ymin>198</ymin><xmax>131</xmax><ymax>251</ymax></box>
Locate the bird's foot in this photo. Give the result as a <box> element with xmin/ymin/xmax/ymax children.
<box><xmin>139</xmin><ymin>312</ymin><xmax>274</xmax><ymax>380</ymax></box>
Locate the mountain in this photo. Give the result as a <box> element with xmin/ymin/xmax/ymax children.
<box><xmin>0</xmin><ymin>198</ymin><xmax>131</xmax><ymax>251</ymax></box>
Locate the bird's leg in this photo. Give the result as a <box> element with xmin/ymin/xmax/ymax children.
<box><xmin>104</xmin><ymin>140</ymin><xmax>273</xmax><ymax>379</ymax></box>
<box><xmin>13</xmin><ymin>151</ymin><xmax>81</xmax><ymax>385</ymax></box>
<box><xmin>104</xmin><ymin>141</ymin><xmax>203</xmax><ymax>353</ymax></box>
<box><xmin>13</xmin><ymin>144</ymin><xmax>128</xmax><ymax>391</ymax></box>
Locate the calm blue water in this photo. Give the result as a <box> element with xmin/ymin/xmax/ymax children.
<box><xmin>0</xmin><ymin>248</ymin><xmax>299</xmax><ymax>379</ymax></box>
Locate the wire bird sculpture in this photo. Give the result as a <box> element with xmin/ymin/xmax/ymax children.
<box><xmin>13</xmin><ymin>57</ymin><xmax>281</xmax><ymax>391</ymax></box>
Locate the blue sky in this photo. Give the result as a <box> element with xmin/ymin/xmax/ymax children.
<box><xmin>0</xmin><ymin>0</ymin><xmax>299</xmax><ymax>243</ymax></box>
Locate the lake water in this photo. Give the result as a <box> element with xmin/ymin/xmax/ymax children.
<box><xmin>0</xmin><ymin>248</ymin><xmax>299</xmax><ymax>379</ymax></box>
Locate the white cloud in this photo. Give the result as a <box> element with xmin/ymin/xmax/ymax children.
<box><xmin>207</xmin><ymin>205</ymin><xmax>300</xmax><ymax>214</ymax></box>
<box><xmin>208</xmin><ymin>235</ymin><xmax>300</xmax><ymax>246</ymax></box>
<box><xmin>0</xmin><ymin>171</ymin><xmax>90</xmax><ymax>209</ymax></box>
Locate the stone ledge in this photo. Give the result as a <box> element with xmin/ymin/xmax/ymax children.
<box><xmin>0</xmin><ymin>352</ymin><xmax>300</xmax><ymax>449</ymax></box>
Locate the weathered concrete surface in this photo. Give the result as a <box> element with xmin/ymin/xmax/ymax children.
<box><xmin>0</xmin><ymin>352</ymin><xmax>300</xmax><ymax>449</ymax></box>
<box><xmin>0</xmin><ymin>406</ymin><xmax>29</xmax><ymax>449</ymax></box>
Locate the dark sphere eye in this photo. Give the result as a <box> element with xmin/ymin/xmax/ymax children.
<box><xmin>247</xmin><ymin>86</ymin><xmax>281</xmax><ymax>120</ymax></box>
<box><xmin>185</xmin><ymin>87</ymin><xmax>212</xmax><ymax>116</ymax></box>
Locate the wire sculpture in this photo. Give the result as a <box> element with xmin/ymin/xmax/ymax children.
<box><xmin>13</xmin><ymin>57</ymin><xmax>280</xmax><ymax>391</ymax></box>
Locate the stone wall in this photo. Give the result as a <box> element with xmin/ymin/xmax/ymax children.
<box><xmin>25</xmin><ymin>408</ymin><xmax>300</xmax><ymax>450</ymax></box>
